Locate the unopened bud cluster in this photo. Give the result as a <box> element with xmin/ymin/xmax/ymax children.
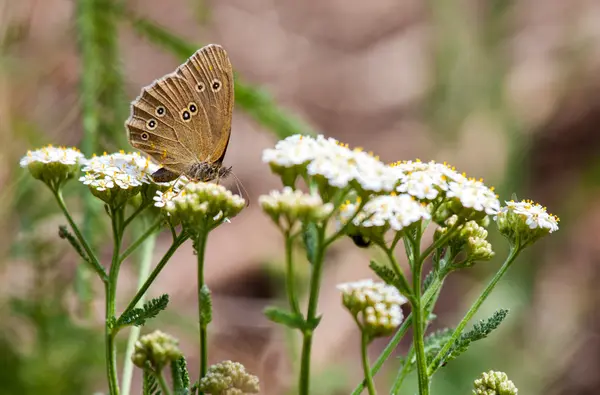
<box><xmin>197</xmin><ymin>360</ymin><xmax>260</xmax><ymax>395</ymax></box>
<box><xmin>156</xmin><ymin>182</ymin><xmax>245</xmax><ymax>233</ymax></box>
<box><xmin>337</xmin><ymin>279</ymin><xmax>408</xmax><ymax>338</ymax></box>
<box><xmin>473</xmin><ymin>370</ymin><xmax>518</xmax><ymax>395</ymax></box>
<box><xmin>259</xmin><ymin>187</ymin><xmax>333</xmax><ymax>229</ymax></box>
<box><xmin>436</xmin><ymin>216</ymin><xmax>494</xmax><ymax>264</ymax></box>
<box><xmin>131</xmin><ymin>330</ymin><xmax>182</xmax><ymax>371</ymax></box>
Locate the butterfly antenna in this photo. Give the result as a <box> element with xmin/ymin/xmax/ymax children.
<box><xmin>231</xmin><ymin>171</ymin><xmax>250</xmax><ymax>207</ymax></box>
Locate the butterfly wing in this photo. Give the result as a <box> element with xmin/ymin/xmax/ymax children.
<box><xmin>176</xmin><ymin>44</ymin><xmax>234</xmax><ymax>165</ymax></box>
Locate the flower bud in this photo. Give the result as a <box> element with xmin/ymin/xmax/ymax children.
<box><xmin>259</xmin><ymin>187</ymin><xmax>333</xmax><ymax>230</ymax></box>
<box><xmin>337</xmin><ymin>279</ymin><xmax>408</xmax><ymax>338</ymax></box>
<box><xmin>197</xmin><ymin>360</ymin><xmax>260</xmax><ymax>395</ymax></box>
<box><xmin>473</xmin><ymin>370</ymin><xmax>518</xmax><ymax>395</ymax></box>
<box><xmin>132</xmin><ymin>330</ymin><xmax>182</xmax><ymax>371</ymax></box>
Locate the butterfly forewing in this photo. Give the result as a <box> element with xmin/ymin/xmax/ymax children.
<box><xmin>176</xmin><ymin>44</ymin><xmax>234</xmax><ymax>164</ymax></box>
<box><xmin>125</xmin><ymin>44</ymin><xmax>234</xmax><ymax>180</ymax></box>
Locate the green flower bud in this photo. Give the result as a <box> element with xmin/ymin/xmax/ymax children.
<box><xmin>131</xmin><ymin>330</ymin><xmax>182</xmax><ymax>371</ymax></box>
<box><xmin>337</xmin><ymin>279</ymin><xmax>408</xmax><ymax>338</ymax></box>
<box><xmin>259</xmin><ymin>187</ymin><xmax>333</xmax><ymax>230</ymax></box>
<box><xmin>473</xmin><ymin>370</ymin><xmax>518</xmax><ymax>395</ymax></box>
<box><xmin>197</xmin><ymin>360</ymin><xmax>260</xmax><ymax>395</ymax></box>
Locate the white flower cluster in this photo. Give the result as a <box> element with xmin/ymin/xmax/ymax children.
<box><xmin>499</xmin><ymin>200</ymin><xmax>559</xmax><ymax>232</ymax></box>
<box><xmin>20</xmin><ymin>145</ymin><xmax>84</xmax><ymax>167</ymax></box>
<box><xmin>259</xmin><ymin>187</ymin><xmax>334</xmax><ymax>228</ymax></box>
<box><xmin>158</xmin><ymin>182</ymin><xmax>245</xmax><ymax>232</ymax></box>
<box><xmin>340</xmin><ymin>194</ymin><xmax>431</xmax><ymax>234</ymax></box>
<box><xmin>131</xmin><ymin>330</ymin><xmax>182</xmax><ymax>370</ymax></box>
<box><xmin>262</xmin><ymin>134</ymin><xmax>397</xmax><ymax>193</ymax></box>
<box><xmin>495</xmin><ymin>199</ymin><xmax>559</xmax><ymax>247</ymax></box>
<box><xmin>20</xmin><ymin>145</ymin><xmax>85</xmax><ymax>185</ymax></box>
<box><xmin>197</xmin><ymin>360</ymin><xmax>260</xmax><ymax>395</ymax></box>
<box><xmin>337</xmin><ymin>279</ymin><xmax>408</xmax><ymax>337</ymax></box>
<box><xmin>79</xmin><ymin>151</ymin><xmax>160</xmax><ymax>191</ymax></box>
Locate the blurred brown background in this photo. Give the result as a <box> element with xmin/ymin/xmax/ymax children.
<box><xmin>2</xmin><ymin>0</ymin><xmax>600</xmax><ymax>394</ymax></box>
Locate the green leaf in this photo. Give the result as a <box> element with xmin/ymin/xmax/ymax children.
<box><xmin>171</xmin><ymin>356</ymin><xmax>190</xmax><ymax>395</ymax></box>
<box><xmin>58</xmin><ymin>225</ymin><xmax>90</xmax><ymax>264</ymax></box>
<box><xmin>264</xmin><ymin>306</ymin><xmax>306</xmax><ymax>330</ymax></box>
<box><xmin>143</xmin><ymin>369</ymin><xmax>161</xmax><ymax>395</ymax></box>
<box><xmin>305</xmin><ymin>315</ymin><xmax>322</xmax><ymax>331</ymax></box>
<box><xmin>302</xmin><ymin>223</ymin><xmax>319</xmax><ymax>264</ymax></box>
<box><xmin>369</xmin><ymin>261</ymin><xmax>410</xmax><ymax>295</ymax></box>
<box><xmin>117</xmin><ymin>294</ymin><xmax>169</xmax><ymax>328</ymax></box>
<box><xmin>199</xmin><ymin>284</ymin><xmax>212</xmax><ymax>327</ymax></box>
<box><xmin>433</xmin><ymin>309</ymin><xmax>509</xmax><ymax>371</ymax></box>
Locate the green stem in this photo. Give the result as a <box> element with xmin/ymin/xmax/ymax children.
<box><xmin>427</xmin><ymin>245</ymin><xmax>521</xmax><ymax>374</ymax></box>
<box><xmin>351</xmin><ymin>274</ymin><xmax>443</xmax><ymax>395</ymax></box>
<box><xmin>196</xmin><ymin>231</ymin><xmax>210</xmax><ymax>390</ymax></box>
<box><xmin>299</xmin><ymin>225</ymin><xmax>326</xmax><ymax>395</ymax></box>
<box><xmin>156</xmin><ymin>369</ymin><xmax>173</xmax><ymax>395</ymax></box>
<box><xmin>106</xmin><ymin>207</ymin><xmax>124</xmax><ymax>395</ymax></box>
<box><xmin>118</xmin><ymin>233</ymin><xmax>188</xmax><ymax>323</ymax></box>
<box><xmin>284</xmin><ymin>230</ymin><xmax>301</xmax><ymax>315</ymax></box>
<box><xmin>410</xmin><ymin>227</ymin><xmax>430</xmax><ymax>395</ymax></box>
<box><xmin>382</xmin><ymin>245</ymin><xmax>413</xmax><ymax>298</ymax></box>
<box><xmin>361</xmin><ymin>332</ymin><xmax>376</xmax><ymax>395</ymax></box>
<box><xmin>53</xmin><ymin>189</ymin><xmax>107</xmax><ymax>282</ymax></box>
<box><xmin>391</xmin><ymin>346</ymin><xmax>413</xmax><ymax>394</ymax></box>
<box><xmin>121</xmin><ymin>230</ymin><xmax>157</xmax><ymax>395</ymax></box>
<box><xmin>122</xmin><ymin>203</ymin><xmax>149</xmax><ymax>229</ymax></box>
<box><xmin>118</xmin><ymin>218</ymin><xmax>161</xmax><ymax>264</ymax></box>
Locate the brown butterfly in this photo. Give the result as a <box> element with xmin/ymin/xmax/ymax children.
<box><xmin>125</xmin><ymin>44</ymin><xmax>234</xmax><ymax>183</ymax></box>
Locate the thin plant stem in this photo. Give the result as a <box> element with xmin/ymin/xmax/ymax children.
<box><xmin>121</xmin><ymin>229</ymin><xmax>157</xmax><ymax>395</ymax></box>
<box><xmin>299</xmin><ymin>225</ymin><xmax>326</xmax><ymax>395</ymax></box>
<box><xmin>52</xmin><ymin>189</ymin><xmax>107</xmax><ymax>282</ymax></box>
<box><xmin>122</xmin><ymin>203</ymin><xmax>149</xmax><ymax>229</ymax></box>
<box><xmin>284</xmin><ymin>230</ymin><xmax>301</xmax><ymax>315</ymax></box>
<box><xmin>119</xmin><ymin>218</ymin><xmax>162</xmax><ymax>264</ymax></box>
<box><xmin>410</xmin><ymin>228</ymin><xmax>430</xmax><ymax>395</ymax></box>
<box><xmin>195</xmin><ymin>231</ymin><xmax>210</xmax><ymax>389</ymax></box>
<box><xmin>351</xmin><ymin>273</ymin><xmax>444</xmax><ymax>395</ymax></box>
<box><xmin>360</xmin><ymin>331</ymin><xmax>376</xmax><ymax>395</ymax></box>
<box><xmin>106</xmin><ymin>207</ymin><xmax>125</xmax><ymax>395</ymax></box>
<box><xmin>427</xmin><ymin>245</ymin><xmax>521</xmax><ymax>374</ymax></box>
<box><xmin>156</xmin><ymin>370</ymin><xmax>173</xmax><ymax>395</ymax></box>
<box><xmin>118</xmin><ymin>233</ymin><xmax>188</xmax><ymax>322</ymax></box>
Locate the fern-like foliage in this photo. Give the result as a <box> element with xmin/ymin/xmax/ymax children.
<box><xmin>401</xmin><ymin>328</ymin><xmax>453</xmax><ymax>373</ymax></box>
<box><xmin>430</xmin><ymin>308</ymin><xmax>509</xmax><ymax>372</ymax></box>
<box><xmin>143</xmin><ymin>369</ymin><xmax>161</xmax><ymax>395</ymax></box>
<box><xmin>171</xmin><ymin>356</ymin><xmax>190</xmax><ymax>395</ymax></box>
<box><xmin>117</xmin><ymin>294</ymin><xmax>169</xmax><ymax>328</ymax></box>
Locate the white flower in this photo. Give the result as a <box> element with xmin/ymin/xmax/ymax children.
<box><xmin>495</xmin><ymin>199</ymin><xmax>558</xmax><ymax>248</ymax></box>
<box><xmin>446</xmin><ymin>178</ymin><xmax>500</xmax><ymax>215</ymax></box>
<box><xmin>503</xmin><ymin>200</ymin><xmax>559</xmax><ymax>232</ymax></box>
<box><xmin>259</xmin><ymin>187</ymin><xmax>333</xmax><ymax>228</ymax></box>
<box><xmin>79</xmin><ymin>172</ymin><xmax>97</xmax><ymax>185</ymax></box>
<box><xmin>20</xmin><ymin>145</ymin><xmax>84</xmax><ymax>167</ymax></box>
<box><xmin>81</xmin><ymin>151</ymin><xmax>159</xmax><ymax>190</ymax></box>
<box><xmin>391</xmin><ymin>160</ymin><xmax>468</xmax><ymax>201</ymax></box>
<box><xmin>342</xmin><ymin>194</ymin><xmax>431</xmax><ymax>233</ymax></box>
<box><xmin>263</xmin><ymin>134</ymin><xmax>398</xmax><ymax>193</ymax></box>
<box><xmin>338</xmin><ymin>279</ymin><xmax>408</xmax><ymax>337</ymax></box>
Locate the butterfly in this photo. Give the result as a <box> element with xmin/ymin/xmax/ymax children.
<box><xmin>125</xmin><ymin>44</ymin><xmax>234</xmax><ymax>184</ymax></box>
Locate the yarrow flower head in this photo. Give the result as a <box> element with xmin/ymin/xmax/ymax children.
<box><xmin>160</xmin><ymin>182</ymin><xmax>245</xmax><ymax>235</ymax></box>
<box><xmin>20</xmin><ymin>145</ymin><xmax>85</xmax><ymax>188</ymax></box>
<box><xmin>131</xmin><ymin>330</ymin><xmax>182</xmax><ymax>371</ymax></box>
<box><xmin>262</xmin><ymin>134</ymin><xmax>397</xmax><ymax>198</ymax></box>
<box><xmin>197</xmin><ymin>360</ymin><xmax>260</xmax><ymax>395</ymax></box>
<box><xmin>495</xmin><ymin>199</ymin><xmax>559</xmax><ymax>248</ymax></box>
<box><xmin>339</xmin><ymin>194</ymin><xmax>431</xmax><ymax>245</ymax></box>
<box><xmin>79</xmin><ymin>151</ymin><xmax>162</xmax><ymax>205</ymax></box>
<box><xmin>445</xmin><ymin>178</ymin><xmax>501</xmax><ymax>220</ymax></box>
<box><xmin>391</xmin><ymin>160</ymin><xmax>466</xmax><ymax>201</ymax></box>
<box><xmin>259</xmin><ymin>187</ymin><xmax>334</xmax><ymax>230</ymax></box>
<box><xmin>337</xmin><ymin>279</ymin><xmax>408</xmax><ymax>338</ymax></box>
<box><xmin>473</xmin><ymin>370</ymin><xmax>518</xmax><ymax>395</ymax></box>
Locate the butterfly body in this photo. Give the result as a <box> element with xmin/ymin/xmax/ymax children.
<box><xmin>125</xmin><ymin>44</ymin><xmax>234</xmax><ymax>183</ymax></box>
